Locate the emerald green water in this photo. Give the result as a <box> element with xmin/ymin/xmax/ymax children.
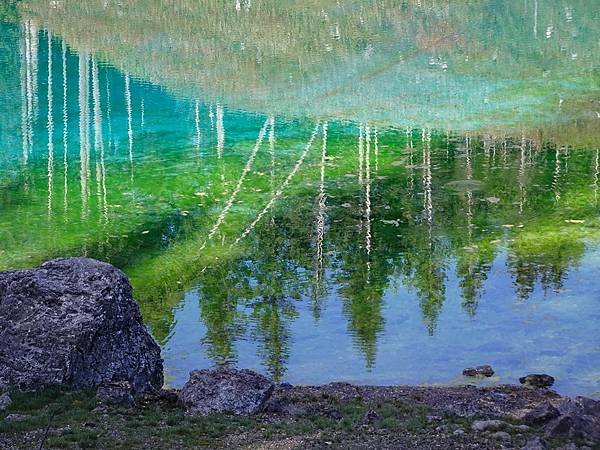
<box><xmin>1</xmin><ymin>1</ymin><xmax>599</xmax><ymax>396</ymax></box>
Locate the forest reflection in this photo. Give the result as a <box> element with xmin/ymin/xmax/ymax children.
<box><xmin>0</xmin><ymin>2</ymin><xmax>599</xmax><ymax>389</ymax></box>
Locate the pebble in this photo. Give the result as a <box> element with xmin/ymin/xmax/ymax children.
<box><xmin>521</xmin><ymin>436</ymin><xmax>547</xmax><ymax>450</ymax></box>
<box><xmin>3</xmin><ymin>413</ymin><xmax>29</xmax><ymax>423</ymax></box>
<box><xmin>490</xmin><ymin>431</ymin><xmax>511</xmax><ymax>442</ymax></box>
<box><xmin>0</xmin><ymin>393</ymin><xmax>11</xmax><ymax>411</ymax></box>
<box><xmin>472</xmin><ymin>419</ymin><xmax>507</xmax><ymax>432</ymax></box>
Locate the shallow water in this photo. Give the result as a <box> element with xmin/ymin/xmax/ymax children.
<box><xmin>0</xmin><ymin>1</ymin><xmax>599</xmax><ymax>396</ymax></box>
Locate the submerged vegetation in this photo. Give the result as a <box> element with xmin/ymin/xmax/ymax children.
<box><xmin>0</xmin><ymin>1</ymin><xmax>599</xmax><ymax>394</ymax></box>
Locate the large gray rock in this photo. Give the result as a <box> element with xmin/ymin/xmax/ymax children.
<box><xmin>0</xmin><ymin>258</ymin><xmax>163</xmax><ymax>393</ymax></box>
<box><xmin>544</xmin><ymin>397</ymin><xmax>600</xmax><ymax>441</ymax></box>
<box><xmin>180</xmin><ymin>367</ymin><xmax>274</xmax><ymax>415</ymax></box>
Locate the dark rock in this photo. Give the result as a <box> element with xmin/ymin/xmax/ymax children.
<box><xmin>545</xmin><ymin>415</ymin><xmax>575</xmax><ymax>438</ymax></box>
<box><xmin>556</xmin><ymin>444</ymin><xmax>579</xmax><ymax>450</ymax></box>
<box><xmin>327</xmin><ymin>409</ymin><xmax>343</xmax><ymax>421</ymax></box>
<box><xmin>278</xmin><ymin>382</ymin><xmax>293</xmax><ymax>390</ymax></box>
<box><xmin>556</xmin><ymin>396</ymin><xmax>600</xmax><ymax>417</ymax></box>
<box><xmin>521</xmin><ymin>402</ymin><xmax>561</xmax><ymax>425</ymax></box>
<box><xmin>551</xmin><ymin>414</ymin><xmax>600</xmax><ymax>441</ymax></box>
<box><xmin>0</xmin><ymin>393</ymin><xmax>11</xmax><ymax>411</ymax></box>
<box><xmin>0</xmin><ymin>258</ymin><xmax>163</xmax><ymax>393</ymax></box>
<box><xmin>180</xmin><ymin>367</ymin><xmax>274</xmax><ymax>415</ymax></box>
<box><xmin>521</xmin><ymin>436</ymin><xmax>547</xmax><ymax>450</ymax></box>
<box><xmin>519</xmin><ymin>374</ymin><xmax>555</xmax><ymax>388</ymax></box>
<box><xmin>362</xmin><ymin>409</ymin><xmax>379</xmax><ymax>424</ymax></box>
<box><xmin>96</xmin><ymin>381</ymin><xmax>135</xmax><ymax>407</ymax></box>
<box><xmin>158</xmin><ymin>389</ymin><xmax>179</xmax><ymax>404</ymax></box>
<box><xmin>463</xmin><ymin>365</ymin><xmax>495</xmax><ymax>377</ymax></box>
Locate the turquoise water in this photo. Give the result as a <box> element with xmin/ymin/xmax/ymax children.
<box><xmin>0</xmin><ymin>1</ymin><xmax>599</xmax><ymax>396</ymax></box>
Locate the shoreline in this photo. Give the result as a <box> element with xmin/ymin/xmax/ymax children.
<box><xmin>2</xmin><ymin>381</ymin><xmax>598</xmax><ymax>449</ymax></box>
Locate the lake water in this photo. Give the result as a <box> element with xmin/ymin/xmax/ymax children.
<box><xmin>1</xmin><ymin>1</ymin><xmax>599</xmax><ymax>396</ymax></box>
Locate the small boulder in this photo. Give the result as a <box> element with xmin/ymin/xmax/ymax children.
<box><xmin>544</xmin><ymin>397</ymin><xmax>600</xmax><ymax>441</ymax></box>
<box><xmin>463</xmin><ymin>365</ymin><xmax>495</xmax><ymax>378</ymax></box>
<box><xmin>0</xmin><ymin>258</ymin><xmax>163</xmax><ymax>393</ymax></box>
<box><xmin>180</xmin><ymin>367</ymin><xmax>274</xmax><ymax>416</ymax></box>
<box><xmin>521</xmin><ymin>402</ymin><xmax>561</xmax><ymax>426</ymax></box>
<box><xmin>490</xmin><ymin>431</ymin><xmax>511</xmax><ymax>442</ymax></box>
<box><xmin>521</xmin><ymin>436</ymin><xmax>547</xmax><ymax>450</ymax></box>
<box><xmin>519</xmin><ymin>374</ymin><xmax>555</xmax><ymax>388</ymax></box>
<box><xmin>96</xmin><ymin>381</ymin><xmax>135</xmax><ymax>407</ymax></box>
<box><xmin>556</xmin><ymin>396</ymin><xmax>600</xmax><ymax>417</ymax></box>
<box><xmin>0</xmin><ymin>393</ymin><xmax>11</xmax><ymax>412</ymax></box>
<box><xmin>471</xmin><ymin>419</ymin><xmax>508</xmax><ymax>432</ymax></box>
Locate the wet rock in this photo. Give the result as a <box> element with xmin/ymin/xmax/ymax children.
<box><xmin>462</xmin><ymin>365</ymin><xmax>495</xmax><ymax>378</ymax></box>
<box><xmin>471</xmin><ymin>419</ymin><xmax>508</xmax><ymax>432</ymax></box>
<box><xmin>0</xmin><ymin>393</ymin><xmax>11</xmax><ymax>412</ymax></box>
<box><xmin>521</xmin><ymin>436</ymin><xmax>547</xmax><ymax>450</ymax></box>
<box><xmin>0</xmin><ymin>258</ymin><xmax>163</xmax><ymax>393</ymax></box>
<box><xmin>96</xmin><ymin>381</ymin><xmax>135</xmax><ymax>407</ymax></box>
<box><xmin>180</xmin><ymin>367</ymin><xmax>274</xmax><ymax>415</ymax></box>
<box><xmin>490</xmin><ymin>431</ymin><xmax>511</xmax><ymax>442</ymax></box>
<box><xmin>521</xmin><ymin>402</ymin><xmax>561</xmax><ymax>425</ymax></box>
<box><xmin>519</xmin><ymin>374</ymin><xmax>555</xmax><ymax>388</ymax></box>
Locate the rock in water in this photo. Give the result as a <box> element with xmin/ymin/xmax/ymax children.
<box><xmin>0</xmin><ymin>258</ymin><xmax>163</xmax><ymax>393</ymax></box>
<box><xmin>180</xmin><ymin>367</ymin><xmax>274</xmax><ymax>415</ymax></box>
<box><xmin>462</xmin><ymin>365</ymin><xmax>495</xmax><ymax>377</ymax></box>
<box><xmin>519</xmin><ymin>374</ymin><xmax>555</xmax><ymax>389</ymax></box>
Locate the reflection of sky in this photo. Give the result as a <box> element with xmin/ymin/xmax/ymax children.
<box><xmin>164</xmin><ymin>248</ymin><xmax>600</xmax><ymax>397</ymax></box>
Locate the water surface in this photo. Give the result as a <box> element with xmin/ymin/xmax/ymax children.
<box><xmin>1</xmin><ymin>1</ymin><xmax>599</xmax><ymax>396</ymax></box>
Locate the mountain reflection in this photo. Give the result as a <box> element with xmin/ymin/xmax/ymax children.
<box><xmin>17</xmin><ymin>0</ymin><xmax>600</xmax><ymax>132</ymax></box>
